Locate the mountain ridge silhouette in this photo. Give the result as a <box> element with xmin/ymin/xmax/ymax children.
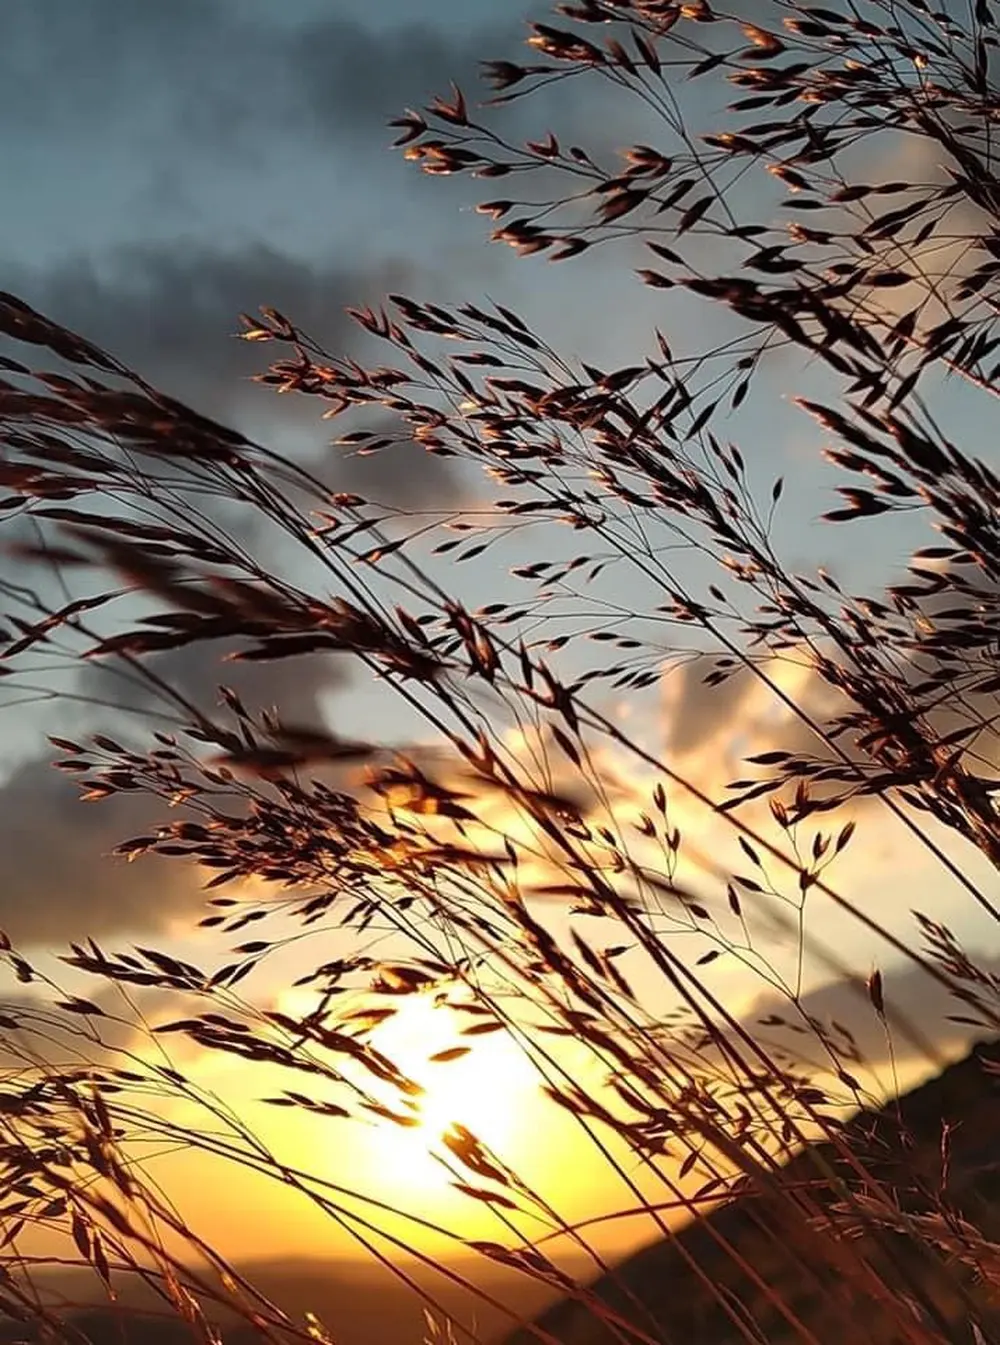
<box><xmin>503</xmin><ymin>1039</ymin><xmax>1000</xmax><ymax>1345</ymax></box>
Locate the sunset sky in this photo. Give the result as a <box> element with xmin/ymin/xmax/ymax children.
<box><xmin>1</xmin><ymin>0</ymin><xmax>997</xmax><ymax>1285</ymax></box>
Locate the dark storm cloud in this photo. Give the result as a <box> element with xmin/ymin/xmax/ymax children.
<box><xmin>7</xmin><ymin>243</ymin><xmax>466</xmax><ymax>508</ymax></box>
<box><xmin>0</xmin><ymin>529</ymin><xmax>357</xmax><ymax>946</ymax></box>
<box><xmin>0</xmin><ymin>0</ymin><xmax>522</xmax><ymax>150</ymax></box>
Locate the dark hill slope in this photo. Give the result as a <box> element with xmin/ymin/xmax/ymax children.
<box><xmin>506</xmin><ymin>1041</ymin><xmax>1000</xmax><ymax>1345</ymax></box>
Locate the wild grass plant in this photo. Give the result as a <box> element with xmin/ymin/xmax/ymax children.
<box><xmin>1</xmin><ymin>0</ymin><xmax>1000</xmax><ymax>1340</ymax></box>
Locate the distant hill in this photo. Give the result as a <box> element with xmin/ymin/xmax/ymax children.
<box><xmin>505</xmin><ymin>1041</ymin><xmax>1000</xmax><ymax>1345</ymax></box>
<box><xmin>0</xmin><ymin>1248</ymin><xmax>573</xmax><ymax>1345</ymax></box>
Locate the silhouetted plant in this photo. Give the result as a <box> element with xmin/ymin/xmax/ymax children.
<box><xmin>1</xmin><ymin>0</ymin><xmax>1000</xmax><ymax>1341</ymax></box>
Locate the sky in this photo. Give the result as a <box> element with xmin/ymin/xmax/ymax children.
<box><xmin>1</xmin><ymin>0</ymin><xmax>998</xmax><ymax>1289</ymax></box>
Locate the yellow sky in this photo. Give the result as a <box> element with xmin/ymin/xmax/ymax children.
<box><xmin>103</xmin><ymin>988</ymin><xmax>955</xmax><ymax>1281</ymax></box>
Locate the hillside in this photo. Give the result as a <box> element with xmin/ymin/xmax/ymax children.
<box><xmin>505</xmin><ymin>1041</ymin><xmax>1000</xmax><ymax>1345</ymax></box>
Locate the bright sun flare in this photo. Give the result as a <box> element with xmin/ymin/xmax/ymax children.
<box><xmin>377</xmin><ymin>996</ymin><xmax>532</xmax><ymax>1138</ymax></box>
<box><xmin>274</xmin><ymin>987</ymin><xmax>539</xmax><ymax>1203</ymax></box>
<box><xmin>355</xmin><ymin>994</ymin><xmax>539</xmax><ymax>1198</ymax></box>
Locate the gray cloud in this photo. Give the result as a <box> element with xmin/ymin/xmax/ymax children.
<box><xmin>0</xmin><ymin>623</ymin><xmax>353</xmax><ymax>947</ymax></box>
<box><xmin>288</xmin><ymin>14</ymin><xmax>523</xmax><ymax>141</ymax></box>
<box><xmin>0</xmin><ymin>238</ymin><xmax>467</xmax><ymax>947</ymax></box>
<box><xmin>0</xmin><ymin>587</ymin><xmax>390</xmax><ymax>959</ymax></box>
<box><xmin>0</xmin><ymin>0</ymin><xmax>523</xmax><ymax>152</ymax></box>
<box><xmin>8</xmin><ymin>244</ymin><xmax>386</xmax><ymax>429</ymax></box>
<box><xmin>739</xmin><ymin>956</ymin><xmax>1000</xmax><ymax>1072</ymax></box>
<box><xmin>6</xmin><ymin>243</ymin><xmax>467</xmax><ymax>508</ymax></box>
<box><xmin>0</xmin><ymin>753</ymin><xmax>200</xmax><ymax>947</ymax></box>
<box><xmin>0</xmin><ymin>981</ymin><xmax>189</xmax><ymax>1077</ymax></box>
<box><xmin>80</xmin><ymin>642</ymin><xmax>349</xmax><ymax>733</ymax></box>
<box><xmin>0</xmin><ymin>554</ymin><xmax>376</xmax><ymax>940</ymax></box>
<box><xmin>667</xmin><ymin>660</ymin><xmax>757</xmax><ymax>758</ymax></box>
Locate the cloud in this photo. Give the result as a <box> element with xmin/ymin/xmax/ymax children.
<box><xmin>662</xmin><ymin>652</ymin><xmax>854</xmax><ymax>802</ymax></box>
<box><xmin>0</xmin><ymin>631</ymin><xmax>352</xmax><ymax>947</ymax></box>
<box><xmin>0</xmin><ymin>980</ymin><xmax>188</xmax><ymax>1077</ymax></box>
<box><xmin>0</xmin><ymin>1</ymin><xmax>523</xmax><ymax>153</ymax></box>
<box><xmin>0</xmin><ymin>753</ymin><xmax>200</xmax><ymax>947</ymax></box>
<box><xmin>80</xmin><ymin>642</ymin><xmax>349</xmax><ymax>732</ymax></box>
<box><xmin>6</xmin><ymin>243</ymin><xmax>467</xmax><ymax>509</ymax></box>
<box><xmin>666</xmin><ymin>661</ymin><xmax>758</xmax><ymax>758</ymax></box>
<box><xmin>0</xmin><ymin>547</ymin><xmax>381</xmax><ymax>941</ymax></box>
<box><xmin>8</xmin><ymin>244</ymin><xmax>378</xmax><ymax>427</ymax></box>
<box><xmin>662</xmin><ymin>596</ymin><xmax>1000</xmax><ymax>813</ymax></box>
<box><xmin>288</xmin><ymin>14</ymin><xmax>524</xmax><ymax>141</ymax></box>
<box><xmin>739</xmin><ymin>954</ymin><xmax>1000</xmax><ymax>1072</ymax></box>
<box><xmin>0</xmin><ymin>236</ymin><xmax>472</xmax><ymax>947</ymax></box>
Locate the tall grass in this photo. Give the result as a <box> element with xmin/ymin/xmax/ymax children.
<box><xmin>1</xmin><ymin>0</ymin><xmax>999</xmax><ymax>1340</ymax></box>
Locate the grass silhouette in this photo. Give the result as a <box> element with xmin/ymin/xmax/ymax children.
<box><xmin>1</xmin><ymin>0</ymin><xmax>1000</xmax><ymax>1340</ymax></box>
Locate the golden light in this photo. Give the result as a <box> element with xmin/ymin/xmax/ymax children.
<box><xmin>272</xmin><ymin>987</ymin><xmax>537</xmax><ymax>1167</ymax></box>
<box><xmin>223</xmin><ymin>994</ymin><xmax>539</xmax><ymax>1249</ymax></box>
<box><xmin>363</xmin><ymin>995</ymin><xmax>537</xmax><ymax>1175</ymax></box>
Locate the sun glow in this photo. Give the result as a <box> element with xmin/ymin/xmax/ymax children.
<box><xmin>371</xmin><ymin>994</ymin><xmax>535</xmax><ymax>1149</ymax></box>
<box><xmin>288</xmin><ymin>990</ymin><xmax>542</xmax><ymax>1219</ymax></box>
<box><xmin>271</xmin><ymin>987</ymin><xmax>537</xmax><ymax>1157</ymax></box>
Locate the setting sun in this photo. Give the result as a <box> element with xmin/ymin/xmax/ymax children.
<box><xmin>357</xmin><ymin>996</ymin><xmax>538</xmax><ymax>1191</ymax></box>
<box><xmin>271</xmin><ymin>983</ymin><xmax>541</xmax><ymax>1200</ymax></box>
